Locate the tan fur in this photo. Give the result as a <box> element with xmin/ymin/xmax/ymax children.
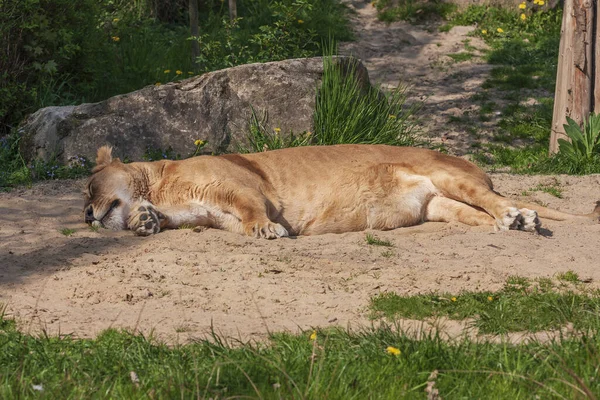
<box><xmin>83</xmin><ymin>145</ymin><xmax>600</xmax><ymax>238</ymax></box>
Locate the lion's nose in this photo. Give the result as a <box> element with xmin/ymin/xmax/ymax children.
<box><xmin>85</xmin><ymin>206</ymin><xmax>95</xmax><ymax>223</ymax></box>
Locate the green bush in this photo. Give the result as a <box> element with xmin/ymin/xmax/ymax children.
<box><xmin>0</xmin><ymin>0</ymin><xmax>106</xmax><ymax>135</ymax></box>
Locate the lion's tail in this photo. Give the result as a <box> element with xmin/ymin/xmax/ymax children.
<box><xmin>515</xmin><ymin>200</ymin><xmax>600</xmax><ymax>221</ymax></box>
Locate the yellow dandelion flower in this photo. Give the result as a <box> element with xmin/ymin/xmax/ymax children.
<box><xmin>194</xmin><ymin>139</ymin><xmax>204</xmax><ymax>146</ymax></box>
<box><xmin>386</xmin><ymin>346</ymin><xmax>401</xmax><ymax>356</ymax></box>
<box><xmin>188</xmin><ymin>71</ymin><xmax>194</xmax><ymax>75</ymax></box>
<box><xmin>309</xmin><ymin>331</ymin><xmax>317</xmax><ymax>341</ymax></box>
<box><xmin>481</xmin><ymin>29</ymin><xmax>487</xmax><ymax>35</ymax></box>
<box><xmin>519</xmin><ymin>2</ymin><xmax>526</xmax><ymax>9</ymax></box>
<box><xmin>164</xmin><ymin>69</ymin><xmax>171</xmax><ymax>74</ymax></box>
<box><xmin>520</xmin><ymin>13</ymin><xmax>526</xmax><ymax>20</ymax></box>
<box><xmin>388</xmin><ymin>114</ymin><xmax>397</xmax><ymax>119</ymax></box>
<box><xmin>297</xmin><ymin>19</ymin><xmax>304</xmax><ymax>24</ymax></box>
<box><xmin>111</xmin><ymin>36</ymin><xmax>120</xmax><ymax>42</ymax></box>
<box><xmin>488</xmin><ymin>296</ymin><xmax>493</xmax><ymax>301</ymax></box>
<box><xmin>451</xmin><ymin>297</ymin><xmax>457</xmax><ymax>302</ymax></box>
<box><xmin>176</xmin><ymin>70</ymin><xmax>182</xmax><ymax>75</ymax></box>
<box><xmin>538</xmin><ymin>0</ymin><xmax>544</xmax><ymax>5</ymax></box>
<box><xmin>497</xmin><ymin>28</ymin><xmax>504</xmax><ymax>33</ymax></box>
<box><xmin>306</xmin><ymin>131</ymin><xmax>312</xmax><ymax>136</ymax></box>
<box><xmin>274</xmin><ymin>127</ymin><xmax>281</xmax><ymax>133</ymax></box>
<box><xmin>113</xmin><ymin>18</ymin><xmax>120</xmax><ymax>23</ymax></box>
<box><xmin>155</xmin><ymin>82</ymin><xmax>161</xmax><ymax>86</ymax></box>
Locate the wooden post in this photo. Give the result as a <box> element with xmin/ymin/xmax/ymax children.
<box><xmin>229</xmin><ymin>0</ymin><xmax>238</xmax><ymax>21</ymax></box>
<box><xmin>549</xmin><ymin>0</ymin><xmax>596</xmax><ymax>154</ymax></box>
<box><xmin>189</xmin><ymin>0</ymin><xmax>200</xmax><ymax>67</ymax></box>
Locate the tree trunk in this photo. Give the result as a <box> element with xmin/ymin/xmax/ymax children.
<box><xmin>229</xmin><ymin>0</ymin><xmax>238</xmax><ymax>21</ymax></box>
<box><xmin>549</xmin><ymin>0</ymin><xmax>597</xmax><ymax>154</ymax></box>
<box><xmin>189</xmin><ymin>0</ymin><xmax>200</xmax><ymax>67</ymax></box>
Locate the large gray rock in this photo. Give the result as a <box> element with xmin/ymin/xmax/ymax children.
<box><xmin>19</xmin><ymin>56</ymin><xmax>371</xmax><ymax>163</ymax></box>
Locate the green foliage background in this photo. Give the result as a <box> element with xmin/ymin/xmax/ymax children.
<box><xmin>0</xmin><ymin>0</ymin><xmax>352</xmax><ymax>137</ymax></box>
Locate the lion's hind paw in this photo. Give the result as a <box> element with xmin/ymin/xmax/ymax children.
<box><xmin>495</xmin><ymin>207</ymin><xmax>540</xmax><ymax>233</ymax></box>
<box><xmin>518</xmin><ymin>208</ymin><xmax>540</xmax><ymax>232</ymax></box>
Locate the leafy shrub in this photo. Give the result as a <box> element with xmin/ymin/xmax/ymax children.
<box><xmin>557</xmin><ymin>114</ymin><xmax>600</xmax><ymax>163</ymax></box>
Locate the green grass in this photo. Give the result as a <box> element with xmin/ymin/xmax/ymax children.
<box><xmin>365</xmin><ymin>233</ymin><xmax>394</xmax><ymax>247</ymax></box>
<box><xmin>59</xmin><ymin>228</ymin><xmax>76</xmax><ymax>237</ymax></box>
<box><xmin>375</xmin><ymin>0</ymin><xmax>457</xmax><ymax>23</ymax></box>
<box><xmin>370</xmin><ymin>276</ymin><xmax>600</xmax><ymax>335</ymax></box>
<box><xmin>521</xmin><ymin>181</ymin><xmax>563</xmax><ymax>198</ymax></box>
<box><xmin>313</xmin><ymin>57</ymin><xmax>419</xmax><ymax>147</ymax></box>
<box><xmin>2</xmin><ymin>310</ymin><xmax>600</xmax><ymax>398</ymax></box>
<box><xmin>556</xmin><ymin>270</ymin><xmax>580</xmax><ymax>284</ymax></box>
<box><xmin>239</xmin><ymin>56</ymin><xmax>420</xmax><ymax>153</ymax></box>
<box><xmin>534</xmin><ymin>183</ymin><xmax>563</xmax><ymax>198</ymax></box>
<box><xmin>447</xmin><ymin>52</ymin><xmax>474</xmax><ymax>63</ymax></box>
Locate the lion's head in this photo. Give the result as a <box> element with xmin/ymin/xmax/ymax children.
<box><xmin>83</xmin><ymin>146</ymin><xmax>136</xmax><ymax>230</ymax></box>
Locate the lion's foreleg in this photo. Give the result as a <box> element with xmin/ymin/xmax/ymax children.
<box><xmin>226</xmin><ymin>189</ymin><xmax>289</xmax><ymax>239</ymax></box>
<box><xmin>127</xmin><ymin>201</ymin><xmax>166</xmax><ymax>236</ymax></box>
<box><xmin>127</xmin><ymin>201</ymin><xmax>211</xmax><ymax>236</ymax></box>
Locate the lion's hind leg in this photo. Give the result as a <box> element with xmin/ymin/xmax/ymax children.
<box><xmin>425</xmin><ymin>196</ymin><xmax>495</xmax><ymax>227</ymax></box>
<box><xmin>429</xmin><ymin>170</ymin><xmax>539</xmax><ymax>232</ymax></box>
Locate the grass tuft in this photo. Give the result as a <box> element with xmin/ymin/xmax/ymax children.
<box><xmin>556</xmin><ymin>270</ymin><xmax>580</xmax><ymax>284</ymax></box>
<box><xmin>365</xmin><ymin>233</ymin><xmax>394</xmax><ymax>247</ymax></box>
<box><xmin>59</xmin><ymin>228</ymin><xmax>76</xmax><ymax>237</ymax></box>
<box><xmin>240</xmin><ymin>55</ymin><xmax>421</xmax><ymax>153</ymax></box>
<box><xmin>370</xmin><ymin>275</ymin><xmax>600</xmax><ymax>334</ymax></box>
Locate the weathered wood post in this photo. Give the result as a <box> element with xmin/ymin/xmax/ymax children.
<box><xmin>549</xmin><ymin>0</ymin><xmax>598</xmax><ymax>154</ymax></box>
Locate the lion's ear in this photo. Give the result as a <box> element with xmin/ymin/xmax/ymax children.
<box><xmin>93</xmin><ymin>145</ymin><xmax>115</xmax><ymax>173</ymax></box>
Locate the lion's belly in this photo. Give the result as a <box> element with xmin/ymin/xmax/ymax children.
<box><xmin>285</xmin><ymin>171</ymin><xmax>438</xmax><ymax>235</ymax></box>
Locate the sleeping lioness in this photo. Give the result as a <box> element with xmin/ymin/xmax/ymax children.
<box><xmin>83</xmin><ymin>144</ymin><xmax>599</xmax><ymax>238</ymax></box>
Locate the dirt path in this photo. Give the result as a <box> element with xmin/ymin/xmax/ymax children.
<box><xmin>340</xmin><ymin>0</ymin><xmax>505</xmax><ymax>154</ymax></box>
<box><xmin>2</xmin><ymin>8</ymin><xmax>600</xmax><ymax>343</ymax></box>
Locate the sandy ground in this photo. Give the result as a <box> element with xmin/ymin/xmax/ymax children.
<box><xmin>1</xmin><ymin>174</ymin><xmax>600</xmax><ymax>342</ymax></box>
<box><xmin>1</xmin><ymin>4</ymin><xmax>600</xmax><ymax>343</ymax></box>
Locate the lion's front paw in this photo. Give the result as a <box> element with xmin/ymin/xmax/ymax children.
<box><xmin>128</xmin><ymin>205</ymin><xmax>165</xmax><ymax>236</ymax></box>
<box><xmin>246</xmin><ymin>221</ymin><xmax>289</xmax><ymax>239</ymax></box>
